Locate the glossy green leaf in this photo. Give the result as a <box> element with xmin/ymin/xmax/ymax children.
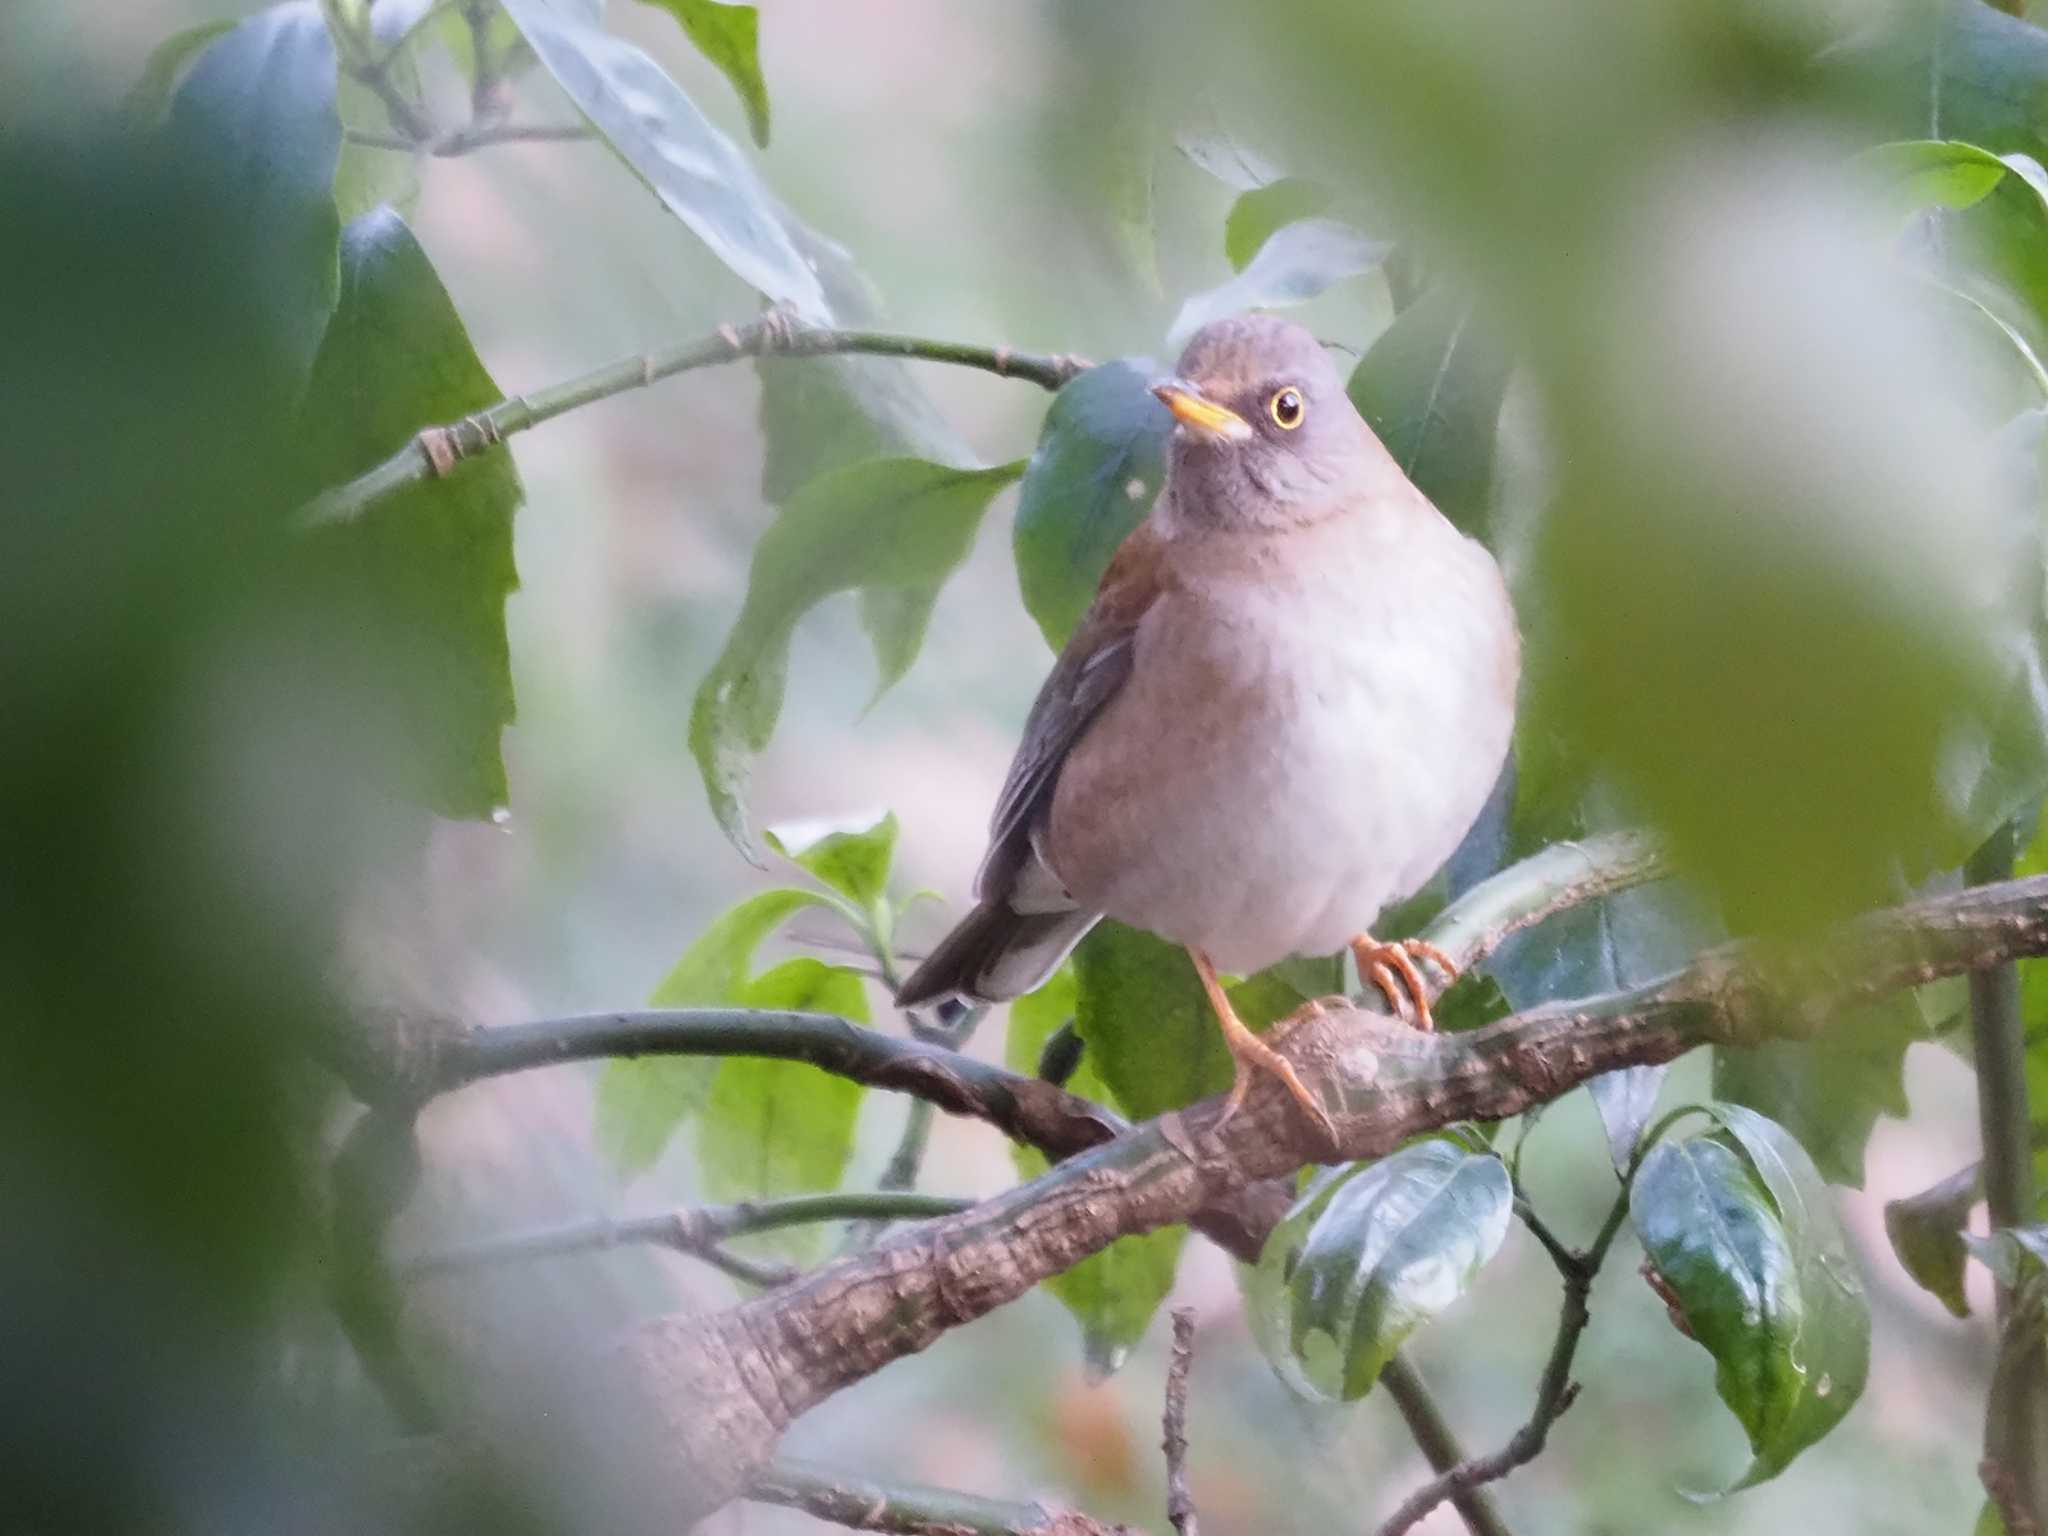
<box><xmin>1012</xmin><ymin>360</ymin><xmax>1170</xmax><ymax>650</ymax></box>
<box><xmin>1224</xmin><ymin>178</ymin><xmax>1334</xmax><ymax>271</ymax></box>
<box><xmin>166</xmin><ymin>0</ymin><xmax>342</xmax><ymax>391</ymax></box>
<box><xmin>295</xmin><ymin>209</ymin><xmax>521</xmax><ymax>818</ymax></box>
<box><xmin>638</xmin><ymin>0</ymin><xmax>769</xmax><ymax>147</ymax></box>
<box><xmin>765</xmin><ymin>809</ymin><xmax>898</xmax><ymax>912</ymax></box>
<box><xmin>1884</xmin><ymin>1163</ymin><xmax>1981</xmax><ymax>1318</ymax></box>
<box><xmin>691</xmin><ymin>458</ymin><xmax>1023</xmax><ymax>857</ymax></box>
<box><xmin>124</xmin><ymin>19</ymin><xmax>237</xmax><ymax>126</ymax></box>
<box><xmin>1008</xmin><ymin>968</ymin><xmax>1185</xmax><ymax>1374</ymax></box>
<box><xmin>497</xmin><ymin>0</ymin><xmax>827</xmax><ymax>317</ymax></box>
<box><xmin>1848</xmin><ymin>3</ymin><xmax>2048</xmax><ymax>171</ymax></box>
<box><xmin>1631</xmin><ymin>1113</ymin><xmax>1869</xmax><ymax>1495</ymax></box>
<box><xmin>1167</xmin><ymin>218</ymin><xmax>1390</xmax><ymax>350</ymax></box>
<box><xmin>1346</xmin><ymin>283</ymin><xmax>1512</xmax><ymax>538</ymax></box>
<box><xmin>595</xmin><ymin>886</ymin><xmax>828</xmax><ymax>1176</ymax></box>
<box><xmin>698</xmin><ymin>957</ymin><xmax>867</xmax><ymax>1259</ymax></box>
<box><xmin>1249</xmin><ymin>1140</ymin><xmax>1511</xmax><ymax>1403</ymax></box>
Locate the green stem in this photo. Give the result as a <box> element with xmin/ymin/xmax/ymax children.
<box><xmin>1378</xmin><ymin>1354</ymin><xmax>1516</xmax><ymax>1536</ymax></box>
<box><xmin>300</xmin><ymin>315</ymin><xmax>1091</xmax><ymax>526</ymax></box>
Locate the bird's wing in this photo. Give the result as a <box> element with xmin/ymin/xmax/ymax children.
<box><xmin>975</xmin><ymin>521</ymin><xmax>1169</xmax><ymax>906</ymax></box>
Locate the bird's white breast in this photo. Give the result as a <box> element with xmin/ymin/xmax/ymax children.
<box><xmin>1048</xmin><ymin>507</ymin><xmax>1517</xmax><ymax>975</ymax></box>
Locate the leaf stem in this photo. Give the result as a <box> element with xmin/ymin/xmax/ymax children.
<box><xmin>1378</xmin><ymin>1355</ymin><xmax>1516</xmax><ymax>1536</ymax></box>
<box><xmin>300</xmin><ymin>312</ymin><xmax>1091</xmax><ymax>526</ymax></box>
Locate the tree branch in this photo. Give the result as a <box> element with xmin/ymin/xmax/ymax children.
<box><xmin>588</xmin><ymin>870</ymin><xmax>2048</xmax><ymax>1526</ymax></box>
<box><xmin>1163</xmin><ymin>1308</ymin><xmax>1199</xmax><ymax>1536</ymax></box>
<box><xmin>748</xmin><ymin>1457</ymin><xmax>1137</xmax><ymax>1536</ymax></box>
<box><xmin>400</xmin><ymin>1191</ymin><xmax>969</xmax><ymax>1283</ymax></box>
<box><xmin>300</xmin><ymin>312</ymin><xmax>1092</xmax><ymax>526</ymax></box>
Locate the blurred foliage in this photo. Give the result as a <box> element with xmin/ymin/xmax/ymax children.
<box><xmin>27</xmin><ymin>0</ymin><xmax>2048</xmax><ymax>1527</ymax></box>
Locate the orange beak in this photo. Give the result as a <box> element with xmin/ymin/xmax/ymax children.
<box><xmin>1152</xmin><ymin>380</ymin><xmax>1253</xmax><ymax>443</ymax></box>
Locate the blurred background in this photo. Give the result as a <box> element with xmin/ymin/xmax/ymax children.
<box><xmin>2</xmin><ymin>0</ymin><xmax>2027</xmax><ymax>1532</ymax></box>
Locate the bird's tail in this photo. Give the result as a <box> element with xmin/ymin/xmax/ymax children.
<box><xmin>895</xmin><ymin>901</ymin><xmax>1100</xmax><ymax>1011</ymax></box>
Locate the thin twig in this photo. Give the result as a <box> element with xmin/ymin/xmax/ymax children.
<box><xmin>301</xmin><ymin>313</ymin><xmax>1092</xmax><ymax>526</ymax></box>
<box><xmin>749</xmin><ymin>1456</ymin><xmax>1137</xmax><ymax>1536</ymax></box>
<box><xmin>398</xmin><ymin>1191</ymin><xmax>968</xmax><ymax>1284</ymax></box>
<box><xmin>1374</xmin><ymin>1193</ymin><xmax>1628</xmax><ymax>1536</ymax></box>
<box><xmin>342</xmin><ymin>122</ymin><xmax>592</xmax><ymax>155</ymax></box>
<box><xmin>1163</xmin><ymin>1308</ymin><xmax>1200</xmax><ymax>1536</ymax></box>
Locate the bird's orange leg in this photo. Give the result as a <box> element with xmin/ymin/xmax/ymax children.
<box><xmin>1189</xmin><ymin>948</ymin><xmax>1337</xmax><ymax>1145</ymax></box>
<box><xmin>1350</xmin><ymin>934</ymin><xmax>1460</xmax><ymax>1033</ymax></box>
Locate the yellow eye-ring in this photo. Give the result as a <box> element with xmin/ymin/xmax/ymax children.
<box><xmin>1269</xmin><ymin>386</ymin><xmax>1305</xmax><ymax>430</ymax></box>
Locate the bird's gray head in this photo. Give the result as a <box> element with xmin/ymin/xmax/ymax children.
<box><xmin>1152</xmin><ymin>314</ymin><xmax>1382</xmax><ymax>533</ymax></box>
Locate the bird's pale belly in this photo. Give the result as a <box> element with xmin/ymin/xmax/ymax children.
<box><xmin>1047</xmin><ymin>572</ymin><xmax>1514</xmax><ymax>975</ymax></box>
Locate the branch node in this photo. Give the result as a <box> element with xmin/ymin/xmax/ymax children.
<box><xmin>418</xmin><ymin>426</ymin><xmax>458</xmax><ymax>478</ymax></box>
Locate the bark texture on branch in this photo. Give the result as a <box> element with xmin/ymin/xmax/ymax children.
<box><xmin>588</xmin><ymin>871</ymin><xmax>2048</xmax><ymax>1525</ymax></box>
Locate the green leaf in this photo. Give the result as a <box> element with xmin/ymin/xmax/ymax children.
<box><xmin>1007</xmin><ymin>968</ymin><xmax>1185</xmax><ymax>1374</ymax></box>
<box><xmin>1846</xmin><ymin>4</ymin><xmax>2048</xmax><ymax>171</ymax></box>
<box><xmin>1072</xmin><ymin>923</ymin><xmax>1233</xmax><ymax>1120</ymax></box>
<box><xmin>1167</xmin><ymin>218</ymin><xmax>1391</xmax><ymax>351</ymax></box>
<box><xmin>1630</xmin><ymin>1114</ymin><xmax>1870</xmax><ymax>1495</ymax></box>
<box><xmin>1857</xmin><ymin>138</ymin><xmax>2013</xmax><ymax>220</ymax></box>
<box><xmin>1012</xmin><ymin>360</ymin><xmax>1170</xmax><ymax>650</ymax></box>
<box><xmin>1249</xmin><ymin>1140</ymin><xmax>1511</xmax><ymax>1403</ymax></box>
<box><xmin>690</xmin><ymin>458</ymin><xmax>1023</xmax><ymax>857</ymax></box>
<box><xmin>295</xmin><ymin>209</ymin><xmax>521</xmax><ymax>817</ymax></box>
<box><xmin>753</xmin><ymin>225</ymin><xmax>979</xmax><ymax>535</ymax></box>
<box><xmin>765</xmin><ymin>809</ymin><xmax>898</xmax><ymax>911</ymax></box>
<box><xmin>497</xmin><ymin>0</ymin><xmax>827</xmax><ymax>317</ymax></box>
<box><xmin>698</xmin><ymin>957</ymin><xmax>867</xmax><ymax>1259</ymax></box>
<box><xmin>166</xmin><ymin>0</ymin><xmax>342</xmax><ymax>392</ymax></box>
<box><xmin>638</xmin><ymin>0</ymin><xmax>769</xmax><ymax>147</ymax></box>
<box><xmin>595</xmin><ymin>886</ymin><xmax>828</xmax><ymax>1175</ymax></box>
<box><xmin>1587</xmin><ymin>1066</ymin><xmax>1665</xmax><ymax>1176</ymax></box>
<box><xmin>1884</xmin><ymin>1163</ymin><xmax>1981</xmax><ymax>1318</ymax></box>
<box><xmin>1346</xmin><ymin>283</ymin><xmax>1512</xmax><ymax>538</ymax></box>
<box><xmin>1224</xmin><ymin>178</ymin><xmax>1334</xmax><ymax>271</ymax></box>
<box><xmin>125</xmin><ymin>19</ymin><xmax>238</xmax><ymax>126</ymax></box>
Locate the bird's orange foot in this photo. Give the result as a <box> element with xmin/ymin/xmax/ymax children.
<box><xmin>1188</xmin><ymin>950</ymin><xmax>1339</xmax><ymax>1146</ymax></box>
<box><xmin>1350</xmin><ymin>934</ymin><xmax>1460</xmax><ymax>1033</ymax></box>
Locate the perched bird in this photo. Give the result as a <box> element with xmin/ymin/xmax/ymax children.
<box><xmin>896</xmin><ymin>314</ymin><xmax>1519</xmax><ymax>1139</ymax></box>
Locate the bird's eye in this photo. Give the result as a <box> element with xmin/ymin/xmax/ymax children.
<box><xmin>1268</xmin><ymin>387</ymin><xmax>1305</xmax><ymax>430</ymax></box>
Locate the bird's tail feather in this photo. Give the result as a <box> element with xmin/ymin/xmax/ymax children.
<box><xmin>895</xmin><ymin>902</ymin><xmax>1100</xmax><ymax>1009</ymax></box>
